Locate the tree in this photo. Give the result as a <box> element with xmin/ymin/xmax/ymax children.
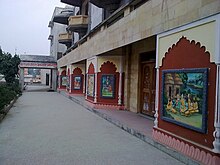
<box><xmin>0</xmin><ymin>47</ymin><xmax>21</xmax><ymax>84</ymax></box>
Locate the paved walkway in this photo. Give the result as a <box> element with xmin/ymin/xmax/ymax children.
<box><xmin>0</xmin><ymin>92</ymin><xmax>185</xmax><ymax>165</ymax></box>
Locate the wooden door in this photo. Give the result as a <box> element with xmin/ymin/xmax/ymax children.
<box><xmin>141</xmin><ymin>62</ymin><xmax>156</xmax><ymax>117</ymax></box>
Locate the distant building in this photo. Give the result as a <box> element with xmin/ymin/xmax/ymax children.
<box><xmin>48</xmin><ymin>6</ymin><xmax>74</xmax><ymax>61</ymax></box>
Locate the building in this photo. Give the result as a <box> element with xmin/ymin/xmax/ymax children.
<box><xmin>54</xmin><ymin>0</ymin><xmax>220</xmax><ymax>164</ymax></box>
<box><xmin>48</xmin><ymin>7</ymin><xmax>70</xmax><ymax>60</ymax></box>
<box><xmin>44</xmin><ymin>6</ymin><xmax>74</xmax><ymax>87</ymax></box>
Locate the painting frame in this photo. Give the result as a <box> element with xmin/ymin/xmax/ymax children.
<box><xmin>73</xmin><ymin>76</ymin><xmax>82</xmax><ymax>90</ymax></box>
<box><xmin>161</xmin><ymin>68</ymin><xmax>208</xmax><ymax>133</ymax></box>
<box><xmin>87</xmin><ymin>74</ymin><xmax>95</xmax><ymax>97</ymax></box>
<box><xmin>101</xmin><ymin>74</ymin><xmax>115</xmax><ymax>98</ymax></box>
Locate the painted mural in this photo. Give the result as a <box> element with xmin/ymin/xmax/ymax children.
<box><xmin>162</xmin><ymin>68</ymin><xmax>208</xmax><ymax>133</ymax></box>
<box><xmin>74</xmin><ymin>76</ymin><xmax>81</xmax><ymax>90</ymax></box>
<box><xmin>61</xmin><ymin>76</ymin><xmax>67</xmax><ymax>86</ymax></box>
<box><xmin>101</xmin><ymin>75</ymin><xmax>115</xmax><ymax>98</ymax></box>
<box><xmin>87</xmin><ymin>74</ymin><xmax>94</xmax><ymax>97</ymax></box>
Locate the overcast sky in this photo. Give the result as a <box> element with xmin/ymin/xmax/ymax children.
<box><xmin>0</xmin><ymin>0</ymin><xmax>65</xmax><ymax>55</ymax></box>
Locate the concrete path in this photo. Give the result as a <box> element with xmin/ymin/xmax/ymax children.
<box><xmin>0</xmin><ymin>92</ymin><xmax>185</xmax><ymax>165</ymax></box>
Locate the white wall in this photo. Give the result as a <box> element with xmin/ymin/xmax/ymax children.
<box><xmin>41</xmin><ymin>69</ymin><xmax>51</xmax><ymax>86</ymax></box>
<box><xmin>49</xmin><ymin>7</ymin><xmax>68</xmax><ymax>60</ymax></box>
<box><xmin>90</xmin><ymin>4</ymin><xmax>103</xmax><ymax>30</ymax></box>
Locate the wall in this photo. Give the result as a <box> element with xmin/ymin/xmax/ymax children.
<box><xmin>157</xmin><ymin>17</ymin><xmax>217</xmax><ymax>67</ymax></box>
<box><xmin>153</xmin><ymin>15</ymin><xmax>220</xmax><ymax>164</ymax></box>
<box><xmin>58</xmin><ymin>0</ymin><xmax>220</xmax><ymax>67</ymax></box>
<box><xmin>90</xmin><ymin>4</ymin><xmax>103</xmax><ymax>30</ymax></box>
<box><xmin>97</xmin><ymin>56</ymin><xmax>121</xmax><ymax>72</ymax></box>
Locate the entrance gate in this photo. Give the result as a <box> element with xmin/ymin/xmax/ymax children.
<box><xmin>19</xmin><ymin>55</ymin><xmax>57</xmax><ymax>91</ymax></box>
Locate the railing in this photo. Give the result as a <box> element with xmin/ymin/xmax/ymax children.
<box><xmin>68</xmin><ymin>15</ymin><xmax>89</xmax><ymax>27</ymax></box>
<box><xmin>59</xmin><ymin>33</ymin><xmax>72</xmax><ymax>41</ymax></box>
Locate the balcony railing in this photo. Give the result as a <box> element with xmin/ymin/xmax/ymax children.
<box><xmin>68</xmin><ymin>15</ymin><xmax>89</xmax><ymax>38</ymax></box>
<box><xmin>68</xmin><ymin>15</ymin><xmax>88</xmax><ymax>31</ymax></box>
<box><xmin>58</xmin><ymin>33</ymin><xmax>72</xmax><ymax>48</ymax></box>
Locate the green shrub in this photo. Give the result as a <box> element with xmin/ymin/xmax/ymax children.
<box><xmin>0</xmin><ymin>82</ymin><xmax>21</xmax><ymax>111</ymax></box>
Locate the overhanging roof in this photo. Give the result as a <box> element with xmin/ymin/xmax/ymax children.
<box><xmin>20</xmin><ymin>55</ymin><xmax>57</xmax><ymax>69</ymax></box>
<box><xmin>20</xmin><ymin>55</ymin><xmax>56</xmax><ymax>63</ymax></box>
<box><xmin>61</xmin><ymin>0</ymin><xmax>81</xmax><ymax>7</ymax></box>
<box><xmin>90</xmin><ymin>0</ymin><xmax>120</xmax><ymax>8</ymax></box>
<box><xmin>53</xmin><ymin>10</ymin><xmax>74</xmax><ymax>25</ymax></box>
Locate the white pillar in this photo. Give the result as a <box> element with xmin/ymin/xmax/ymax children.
<box><xmin>154</xmin><ymin>67</ymin><xmax>160</xmax><ymax>128</ymax></box>
<box><xmin>69</xmin><ymin>65</ymin><xmax>72</xmax><ymax>93</ymax></box>
<box><xmin>83</xmin><ymin>71</ymin><xmax>85</xmax><ymax>94</ymax></box>
<box><xmin>213</xmin><ymin>64</ymin><xmax>220</xmax><ymax>153</ymax></box>
<box><xmin>51</xmin><ymin>69</ymin><xmax>57</xmax><ymax>91</ymax></box>
<box><xmin>94</xmin><ymin>57</ymin><xmax>98</xmax><ymax>103</ymax></box>
<box><xmin>94</xmin><ymin>72</ymin><xmax>98</xmax><ymax>103</ymax></box>
<box><xmin>118</xmin><ymin>56</ymin><xmax>123</xmax><ymax>105</ymax></box>
<box><xmin>85</xmin><ymin>73</ymin><xmax>88</xmax><ymax>99</ymax></box>
<box><xmin>66</xmin><ymin>67</ymin><xmax>69</xmax><ymax>92</ymax></box>
<box><xmin>58</xmin><ymin>74</ymin><xmax>61</xmax><ymax>89</ymax></box>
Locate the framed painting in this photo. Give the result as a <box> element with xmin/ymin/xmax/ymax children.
<box><xmin>161</xmin><ymin>68</ymin><xmax>208</xmax><ymax>133</ymax></box>
<box><xmin>87</xmin><ymin>74</ymin><xmax>94</xmax><ymax>97</ymax></box>
<box><xmin>61</xmin><ymin>76</ymin><xmax>67</xmax><ymax>86</ymax></box>
<box><xmin>74</xmin><ymin>76</ymin><xmax>81</xmax><ymax>90</ymax></box>
<box><xmin>101</xmin><ymin>74</ymin><xmax>115</xmax><ymax>98</ymax></box>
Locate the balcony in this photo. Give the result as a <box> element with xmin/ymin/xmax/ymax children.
<box><xmin>58</xmin><ymin>33</ymin><xmax>72</xmax><ymax>48</ymax></box>
<box><xmin>67</xmin><ymin>15</ymin><xmax>88</xmax><ymax>38</ymax></box>
<box><xmin>48</xmin><ymin>34</ymin><xmax>53</xmax><ymax>40</ymax></box>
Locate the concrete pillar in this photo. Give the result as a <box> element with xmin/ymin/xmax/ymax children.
<box><xmin>118</xmin><ymin>56</ymin><xmax>123</xmax><ymax>105</ymax></box>
<box><xmin>94</xmin><ymin>57</ymin><xmax>98</xmax><ymax>103</ymax></box>
<box><xmin>154</xmin><ymin>67</ymin><xmax>159</xmax><ymax>128</ymax></box>
<box><xmin>85</xmin><ymin>73</ymin><xmax>88</xmax><ymax>99</ymax></box>
<box><xmin>51</xmin><ymin>69</ymin><xmax>57</xmax><ymax>91</ymax></box>
<box><xmin>19</xmin><ymin>68</ymin><xmax>24</xmax><ymax>91</ymax></box>
<box><xmin>94</xmin><ymin>72</ymin><xmax>98</xmax><ymax>103</ymax></box>
<box><xmin>50</xmin><ymin>69</ymin><xmax>52</xmax><ymax>88</ymax></box>
<box><xmin>69</xmin><ymin>65</ymin><xmax>72</xmax><ymax>93</ymax></box>
<box><xmin>213</xmin><ymin>64</ymin><xmax>220</xmax><ymax>153</ymax></box>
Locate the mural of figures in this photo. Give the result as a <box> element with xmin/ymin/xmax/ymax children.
<box><xmin>101</xmin><ymin>75</ymin><xmax>115</xmax><ymax>98</ymax></box>
<box><xmin>61</xmin><ymin>76</ymin><xmax>67</xmax><ymax>86</ymax></box>
<box><xmin>74</xmin><ymin>76</ymin><xmax>81</xmax><ymax>90</ymax></box>
<box><xmin>87</xmin><ymin>74</ymin><xmax>94</xmax><ymax>97</ymax></box>
<box><xmin>162</xmin><ymin>68</ymin><xmax>208</xmax><ymax>133</ymax></box>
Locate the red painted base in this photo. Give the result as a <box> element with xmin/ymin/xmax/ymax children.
<box><xmin>152</xmin><ymin>129</ymin><xmax>220</xmax><ymax>165</ymax></box>
<box><xmin>85</xmin><ymin>99</ymin><xmax>125</xmax><ymax>110</ymax></box>
<box><xmin>57</xmin><ymin>87</ymin><xmax>66</xmax><ymax>90</ymax></box>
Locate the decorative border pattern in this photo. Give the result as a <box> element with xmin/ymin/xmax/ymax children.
<box><xmin>152</xmin><ymin>129</ymin><xmax>220</xmax><ymax>165</ymax></box>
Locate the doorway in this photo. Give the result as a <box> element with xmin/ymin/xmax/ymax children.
<box><xmin>46</xmin><ymin>73</ymin><xmax>49</xmax><ymax>86</ymax></box>
<box><xmin>140</xmin><ymin>52</ymin><xmax>156</xmax><ymax>117</ymax></box>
